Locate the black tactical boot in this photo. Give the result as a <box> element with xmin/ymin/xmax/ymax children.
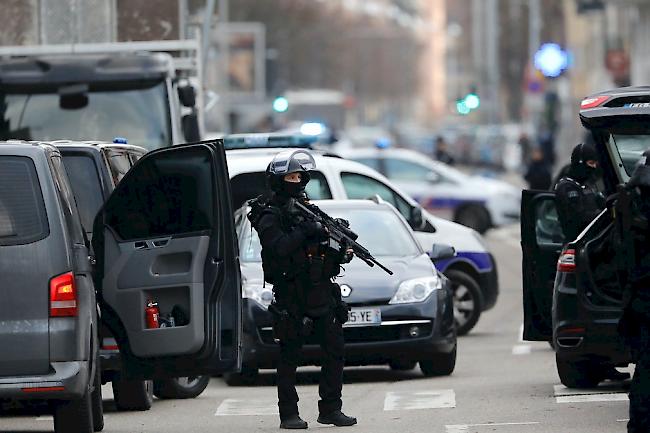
<box><xmin>317</xmin><ymin>410</ymin><xmax>357</xmax><ymax>427</ymax></box>
<box><xmin>280</xmin><ymin>414</ymin><xmax>308</xmax><ymax>429</ymax></box>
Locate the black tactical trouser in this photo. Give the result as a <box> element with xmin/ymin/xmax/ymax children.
<box><xmin>277</xmin><ymin>312</ymin><xmax>345</xmax><ymax>420</ymax></box>
<box><xmin>629</xmin><ymin>322</ymin><xmax>650</xmax><ymax>432</ymax></box>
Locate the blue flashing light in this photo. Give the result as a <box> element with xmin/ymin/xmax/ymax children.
<box><xmin>300</xmin><ymin>122</ymin><xmax>326</xmax><ymax>136</ymax></box>
<box><xmin>272</xmin><ymin>96</ymin><xmax>289</xmax><ymax>113</ymax></box>
<box><xmin>375</xmin><ymin>137</ymin><xmax>392</xmax><ymax>149</ymax></box>
<box><xmin>534</xmin><ymin>43</ymin><xmax>569</xmax><ymax>78</ymax></box>
<box><xmin>113</xmin><ymin>137</ymin><xmax>128</xmax><ymax>144</ymax></box>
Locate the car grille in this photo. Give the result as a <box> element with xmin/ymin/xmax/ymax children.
<box><xmin>258</xmin><ymin>321</ymin><xmax>433</xmax><ymax>345</ymax></box>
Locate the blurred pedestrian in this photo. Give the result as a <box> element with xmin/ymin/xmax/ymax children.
<box><xmin>524</xmin><ymin>148</ymin><xmax>552</xmax><ymax>190</ymax></box>
<box><xmin>539</xmin><ymin>131</ymin><xmax>556</xmax><ymax>167</ymax></box>
<box><xmin>435</xmin><ymin>136</ymin><xmax>455</xmax><ymax>166</ymax></box>
<box><xmin>518</xmin><ymin>132</ymin><xmax>531</xmax><ymax>165</ymax></box>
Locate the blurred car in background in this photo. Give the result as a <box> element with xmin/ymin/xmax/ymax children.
<box><xmin>227</xmin><ymin>199</ymin><xmax>457</xmax><ymax>384</ymax></box>
<box><xmin>340</xmin><ymin>147</ymin><xmax>521</xmax><ymax>233</ymax></box>
<box><xmin>225</xmin><ymin>134</ymin><xmax>498</xmax><ymax>335</ymax></box>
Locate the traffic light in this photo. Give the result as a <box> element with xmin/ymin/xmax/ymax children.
<box><xmin>456</xmin><ymin>88</ymin><xmax>480</xmax><ymax>115</ymax></box>
<box><xmin>272</xmin><ymin>96</ymin><xmax>289</xmax><ymax>113</ymax></box>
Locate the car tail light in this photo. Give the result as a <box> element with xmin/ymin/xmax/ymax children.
<box><xmin>580</xmin><ymin>95</ymin><xmax>610</xmax><ymax>109</ymax></box>
<box><xmin>50</xmin><ymin>272</ymin><xmax>78</xmax><ymax>317</ymax></box>
<box><xmin>102</xmin><ymin>338</ymin><xmax>119</xmax><ymax>351</ymax></box>
<box><xmin>557</xmin><ymin>249</ymin><xmax>576</xmax><ymax>272</ymax></box>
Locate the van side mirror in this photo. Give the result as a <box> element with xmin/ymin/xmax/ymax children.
<box><xmin>429</xmin><ymin>243</ymin><xmax>456</xmax><ymax>261</ymax></box>
<box><xmin>178</xmin><ymin>85</ymin><xmax>197</xmax><ymax>108</ymax></box>
<box><xmin>182</xmin><ymin>112</ymin><xmax>201</xmax><ymax>142</ymax></box>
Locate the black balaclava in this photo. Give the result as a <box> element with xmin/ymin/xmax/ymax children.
<box><xmin>569</xmin><ymin>142</ymin><xmax>599</xmax><ymax>182</ymax></box>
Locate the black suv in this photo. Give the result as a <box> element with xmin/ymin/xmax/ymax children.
<box><xmin>56</xmin><ymin>141</ymin><xmax>212</xmax><ymax>409</ymax></box>
<box><xmin>0</xmin><ymin>140</ymin><xmax>241</xmax><ymax>432</ymax></box>
<box><xmin>522</xmin><ymin>86</ymin><xmax>650</xmax><ymax>388</ymax></box>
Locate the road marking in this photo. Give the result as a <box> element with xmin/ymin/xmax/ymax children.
<box><xmin>618</xmin><ymin>419</ymin><xmax>630</xmax><ymax>422</ymax></box>
<box><xmin>512</xmin><ymin>344</ymin><xmax>531</xmax><ymax>355</ymax></box>
<box><xmin>554</xmin><ymin>384</ymin><xmax>628</xmax><ymax>403</ymax></box>
<box><xmin>556</xmin><ymin>393</ymin><xmax>628</xmax><ymax>403</ymax></box>
<box><xmin>518</xmin><ymin>324</ymin><xmax>524</xmax><ymax>343</ymax></box>
<box><xmin>36</xmin><ymin>416</ymin><xmax>53</xmax><ymax>421</ymax></box>
<box><xmin>215</xmin><ymin>398</ymin><xmax>278</xmax><ymax>416</ymax></box>
<box><xmin>445</xmin><ymin>422</ymin><xmax>539</xmax><ymax>432</ymax></box>
<box><xmin>384</xmin><ymin>390</ymin><xmax>455</xmax><ymax>411</ymax></box>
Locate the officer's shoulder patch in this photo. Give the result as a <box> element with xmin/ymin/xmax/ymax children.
<box><xmin>567</xmin><ymin>190</ymin><xmax>580</xmax><ymax>199</ymax></box>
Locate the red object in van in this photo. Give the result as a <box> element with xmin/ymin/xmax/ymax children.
<box><xmin>145</xmin><ymin>300</ymin><xmax>160</xmax><ymax>329</ymax></box>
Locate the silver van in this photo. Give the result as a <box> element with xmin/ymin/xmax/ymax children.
<box><xmin>0</xmin><ymin>140</ymin><xmax>241</xmax><ymax>432</ymax></box>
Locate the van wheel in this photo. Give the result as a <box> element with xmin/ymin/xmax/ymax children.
<box><xmin>446</xmin><ymin>270</ymin><xmax>483</xmax><ymax>336</ymax></box>
<box><xmin>112</xmin><ymin>379</ymin><xmax>154</xmax><ymax>411</ymax></box>
<box><xmin>455</xmin><ymin>205</ymin><xmax>491</xmax><ymax>234</ymax></box>
<box><xmin>153</xmin><ymin>375</ymin><xmax>210</xmax><ymax>399</ymax></box>
<box><xmin>556</xmin><ymin>355</ymin><xmax>601</xmax><ymax>388</ymax></box>
<box><xmin>224</xmin><ymin>365</ymin><xmax>260</xmax><ymax>386</ymax></box>
<box><xmin>91</xmin><ymin>361</ymin><xmax>104</xmax><ymax>431</ymax></box>
<box><xmin>419</xmin><ymin>346</ymin><xmax>457</xmax><ymax>377</ymax></box>
<box><xmin>54</xmin><ymin>389</ymin><xmax>93</xmax><ymax>433</ymax></box>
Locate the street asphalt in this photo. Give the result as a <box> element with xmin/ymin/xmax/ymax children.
<box><xmin>0</xmin><ymin>223</ymin><xmax>631</xmax><ymax>433</ymax></box>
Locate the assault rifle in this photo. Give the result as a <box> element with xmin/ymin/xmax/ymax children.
<box><xmin>288</xmin><ymin>198</ymin><xmax>393</xmax><ymax>275</ymax></box>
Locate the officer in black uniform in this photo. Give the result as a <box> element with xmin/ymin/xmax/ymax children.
<box><xmin>555</xmin><ymin>142</ymin><xmax>629</xmax><ymax>382</ymax></box>
<box><xmin>554</xmin><ymin>142</ymin><xmax>605</xmax><ymax>241</ymax></box>
<box><xmin>616</xmin><ymin>151</ymin><xmax>650</xmax><ymax>432</ymax></box>
<box><xmin>248</xmin><ymin>150</ymin><xmax>357</xmax><ymax>430</ymax></box>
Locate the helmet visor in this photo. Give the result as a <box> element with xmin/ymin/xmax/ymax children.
<box><xmin>269</xmin><ymin>150</ymin><xmax>316</xmax><ymax>175</ymax></box>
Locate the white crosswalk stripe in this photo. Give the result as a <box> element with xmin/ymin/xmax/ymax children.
<box><xmin>553</xmin><ymin>384</ymin><xmax>629</xmax><ymax>404</ymax></box>
<box><xmin>383</xmin><ymin>389</ymin><xmax>456</xmax><ymax>411</ymax></box>
<box><xmin>215</xmin><ymin>398</ymin><xmax>278</xmax><ymax>416</ymax></box>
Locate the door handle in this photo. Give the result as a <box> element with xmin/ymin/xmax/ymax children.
<box><xmin>134</xmin><ymin>241</ymin><xmax>149</xmax><ymax>250</ymax></box>
<box><xmin>152</xmin><ymin>238</ymin><xmax>170</xmax><ymax>248</ymax></box>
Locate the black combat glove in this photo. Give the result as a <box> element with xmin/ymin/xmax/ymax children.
<box><xmin>300</xmin><ymin>220</ymin><xmax>328</xmax><ymax>240</ymax></box>
<box><xmin>334</xmin><ymin>300</ymin><xmax>350</xmax><ymax>325</ymax></box>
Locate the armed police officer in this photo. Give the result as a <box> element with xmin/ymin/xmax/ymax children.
<box><xmin>554</xmin><ymin>143</ymin><xmax>605</xmax><ymax>241</ymax></box>
<box><xmin>614</xmin><ymin>150</ymin><xmax>650</xmax><ymax>432</ymax></box>
<box><xmin>248</xmin><ymin>150</ymin><xmax>357</xmax><ymax>430</ymax></box>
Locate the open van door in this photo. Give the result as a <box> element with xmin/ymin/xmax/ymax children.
<box><xmin>93</xmin><ymin>141</ymin><xmax>241</xmax><ymax>379</ymax></box>
<box><xmin>521</xmin><ymin>190</ymin><xmax>564</xmax><ymax>341</ymax></box>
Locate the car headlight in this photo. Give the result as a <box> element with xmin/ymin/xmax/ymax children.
<box><xmin>389</xmin><ymin>276</ymin><xmax>443</xmax><ymax>304</ymax></box>
<box><xmin>243</xmin><ymin>282</ymin><xmax>274</xmax><ymax>308</ymax></box>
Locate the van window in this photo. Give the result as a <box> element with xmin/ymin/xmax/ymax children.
<box><xmin>106</xmin><ymin>150</ymin><xmax>132</xmax><ymax>185</ymax></box>
<box><xmin>230</xmin><ymin>171</ymin><xmax>332</xmax><ymax>210</ymax></box>
<box><xmin>0</xmin><ymin>156</ymin><xmax>49</xmax><ymax>246</ymax></box>
<box><xmin>104</xmin><ymin>146</ymin><xmax>214</xmax><ymax>240</ymax></box>
<box><xmin>340</xmin><ymin>172</ymin><xmax>411</xmax><ymax>219</ymax></box>
<box><xmin>62</xmin><ymin>154</ymin><xmax>105</xmax><ymax>236</ymax></box>
<box><xmin>50</xmin><ymin>156</ymin><xmax>85</xmax><ymax>245</ymax></box>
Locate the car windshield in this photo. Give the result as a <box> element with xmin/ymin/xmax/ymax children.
<box><xmin>0</xmin><ymin>81</ymin><xmax>171</xmax><ymax>151</ymax></box>
<box><xmin>610</xmin><ymin>134</ymin><xmax>650</xmax><ymax>176</ymax></box>
<box><xmin>239</xmin><ymin>206</ymin><xmax>420</xmax><ymax>262</ymax></box>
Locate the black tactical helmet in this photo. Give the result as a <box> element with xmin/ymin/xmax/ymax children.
<box><xmin>569</xmin><ymin>142</ymin><xmax>599</xmax><ymax>181</ymax></box>
<box><xmin>266</xmin><ymin>150</ymin><xmax>316</xmax><ymax>196</ymax></box>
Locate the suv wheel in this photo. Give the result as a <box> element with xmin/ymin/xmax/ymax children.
<box><xmin>455</xmin><ymin>205</ymin><xmax>491</xmax><ymax>234</ymax></box>
<box><xmin>53</xmin><ymin>388</ymin><xmax>93</xmax><ymax>433</ymax></box>
<box><xmin>112</xmin><ymin>379</ymin><xmax>154</xmax><ymax>411</ymax></box>
<box><xmin>419</xmin><ymin>346</ymin><xmax>457</xmax><ymax>377</ymax></box>
<box><xmin>446</xmin><ymin>270</ymin><xmax>483</xmax><ymax>336</ymax></box>
<box><xmin>224</xmin><ymin>365</ymin><xmax>260</xmax><ymax>386</ymax></box>
<box><xmin>556</xmin><ymin>355</ymin><xmax>601</xmax><ymax>388</ymax></box>
<box><xmin>153</xmin><ymin>375</ymin><xmax>210</xmax><ymax>399</ymax></box>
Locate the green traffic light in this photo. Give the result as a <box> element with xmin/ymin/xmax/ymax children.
<box><xmin>456</xmin><ymin>100</ymin><xmax>470</xmax><ymax>115</ymax></box>
<box><xmin>273</xmin><ymin>97</ymin><xmax>289</xmax><ymax>113</ymax></box>
<box><xmin>465</xmin><ymin>93</ymin><xmax>480</xmax><ymax>110</ymax></box>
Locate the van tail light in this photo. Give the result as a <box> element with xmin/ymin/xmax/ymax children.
<box><xmin>557</xmin><ymin>249</ymin><xmax>576</xmax><ymax>273</ymax></box>
<box><xmin>49</xmin><ymin>272</ymin><xmax>78</xmax><ymax>317</ymax></box>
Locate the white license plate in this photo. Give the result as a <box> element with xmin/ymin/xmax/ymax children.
<box><xmin>344</xmin><ymin>308</ymin><xmax>381</xmax><ymax>327</ymax></box>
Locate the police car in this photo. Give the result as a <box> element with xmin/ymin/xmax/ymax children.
<box><xmin>225</xmin><ymin>134</ymin><xmax>498</xmax><ymax>336</ymax></box>
<box><xmin>522</xmin><ymin>86</ymin><xmax>650</xmax><ymax>388</ymax></box>
<box><xmin>339</xmin><ymin>147</ymin><xmax>521</xmax><ymax>234</ymax></box>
